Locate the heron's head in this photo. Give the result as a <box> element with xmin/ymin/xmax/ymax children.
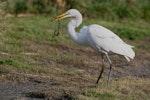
<box><xmin>52</xmin><ymin>9</ymin><xmax>82</xmax><ymax>21</ymax></box>
<box><xmin>52</xmin><ymin>9</ymin><xmax>82</xmax><ymax>27</ymax></box>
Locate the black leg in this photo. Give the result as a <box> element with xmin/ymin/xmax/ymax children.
<box><xmin>105</xmin><ymin>53</ymin><xmax>112</xmax><ymax>85</ymax></box>
<box><xmin>95</xmin><ymin>54</ymin><xmax>105</xmax><ymax>84</ymax></box>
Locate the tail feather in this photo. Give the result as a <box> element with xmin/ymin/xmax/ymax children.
<box><xmin>124</xmin><ymin>56</ymin><xmax>130</xmax><ymax>62</ymax></box>
<box><xmin>111</xmin><ymin>43</ymin><xmax>135</xmax><ymax>61</ymax></box>
<box><xmin>123</xmin><ymin>44</ymin><xmax>135</xmax><ymax>61</ymax></box>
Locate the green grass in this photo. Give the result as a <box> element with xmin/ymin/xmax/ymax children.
<box><xmin>79</xmin><ymin>77</ymin><xmax>150</xmax><ymax>100</ymax></box>
<box><xmin>0</xmin><ymin>15</ymin><xmax>149</xmax><ymax>73</ymax></box>
<box><xmin>0</xmin><ymin>16</ymin><xmax>149</xmax><ymax>99</ymax></box>
<box><xmin>81</xmin><ymin>19</ymin><xmax>150</xmax><ymax>40</ymax></box>
<box><xmin>1</xmin><ymin>1</ymin><xmax>150</xmax><ymax>99</ymax></box>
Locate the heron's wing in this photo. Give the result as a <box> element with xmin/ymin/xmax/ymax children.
<box><xmin>87</xmin><ymin>24</ymin><xmax>135</xmax><ymax>60</ymax></box>
<box><xmin>80</xmin><ymin>25</ymin><xmax>88</xmax><ymax>34</ymax></box>
<box><xmin>89</xmin><ymin>24</ymin><xmax>124</xmax><ymax>42</ymax></box>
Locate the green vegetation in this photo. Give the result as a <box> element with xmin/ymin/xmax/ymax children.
<box><xmin>0</xmin><ymin>0</ymin><xmax>150</xmax><ymax>99</ymax></box>
<box><xmin>0</xmin><ymin>15</ymin><xmax>149</xmax><ymax>99</ymax></box>
<box><xmin>83</xmin><ymin>20</ymin><xmax>150</xmax><ymax>40</ymax></box>
<box><xmin>2</xmin><ymin>0</ymin><xmax>150</xmax><ymax>22</ymax></box>
<box><xmin>79</xmin><ymin>77</ymin><xmax>150</xmax><ymax>100</ymax></box>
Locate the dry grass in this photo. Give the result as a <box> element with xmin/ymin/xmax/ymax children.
<box><xmin>0</xmin><ymin>15</ymin><xmax>149</xmax><ymax>99</ymax></box>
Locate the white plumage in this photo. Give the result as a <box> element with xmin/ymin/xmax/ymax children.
<box><xmin>53</xmin><ymin>9</ymin><xmax>135</xmax><ymax>85</ymax></box>
<box><xmin>87</xmin><ymin>24</ymin><xmax>135</xmax><ymax>61</ymax></box>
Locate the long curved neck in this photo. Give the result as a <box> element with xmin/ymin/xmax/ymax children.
<box><xmin>67</xmin><ymin>20</ymin><xmax>78</xmax><ymax>42</ymax></box>
<box><xmin>67</xmin><ymin>20</ymin><xmax>86</xmax><ymax>45</ymax></box>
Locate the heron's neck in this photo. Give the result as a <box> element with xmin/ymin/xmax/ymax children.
<box><xmin>67</xmin><ymin>20</ymin><xmax>87</xmax><ymax>45</ymax></box>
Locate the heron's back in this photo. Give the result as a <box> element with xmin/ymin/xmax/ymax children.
<box><xmin>86</xmin><ymin>24</ymin><xmax>135</xmax><ymax>61</ymax></box>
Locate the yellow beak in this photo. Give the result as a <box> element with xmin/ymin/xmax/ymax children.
<box><xmin>52</xmin><ymin>12</ymin><xmax>68</xmax><ymax>21</ymax></box>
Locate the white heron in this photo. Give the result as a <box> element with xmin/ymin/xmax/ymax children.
<box><xmin>52</xmin><ymin>9</ymin><xmax>135</xmax><ymax>85</ymax></box>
